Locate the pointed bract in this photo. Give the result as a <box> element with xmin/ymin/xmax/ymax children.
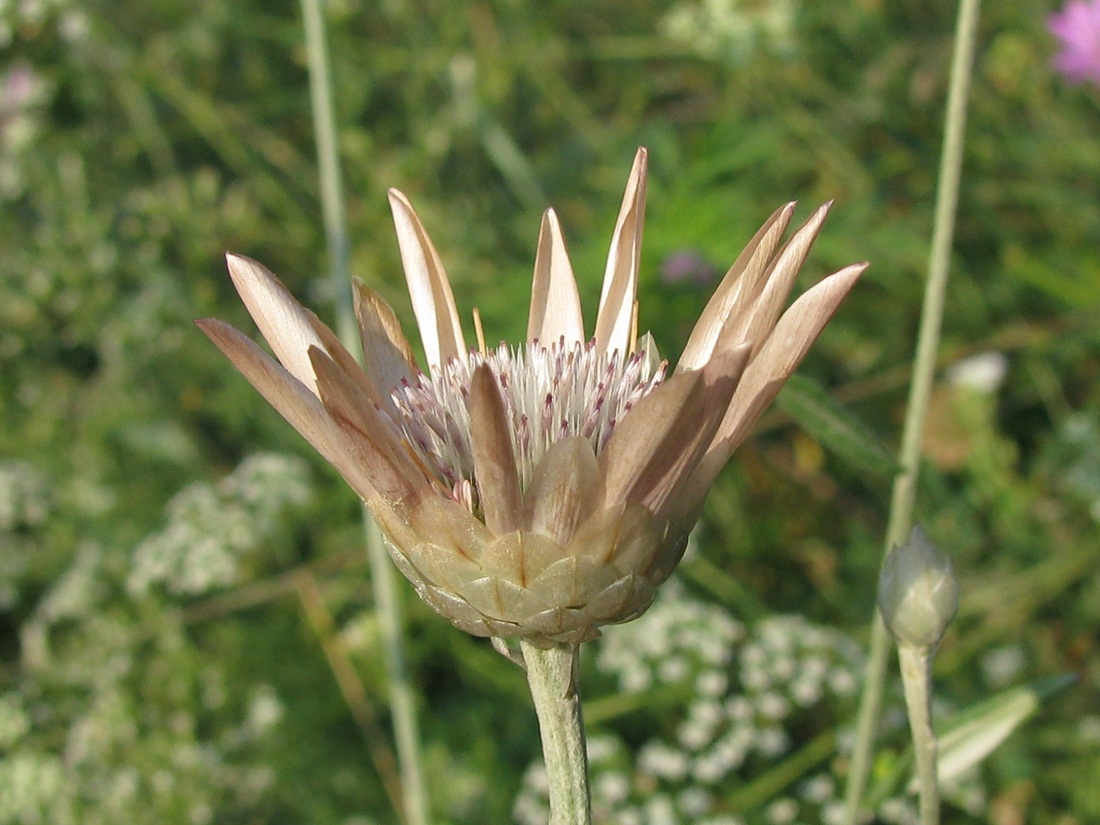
<box><xmin>388</xmin><ymin>188</ymin><xmax>467</xmax><ymax>374</ymax></box>
<box><xmin>594</xmin><ymin>148</ymin><xmax>647</xmax><ymax>357</ymax></box>
<box><xmin>352</xmin><ymin>279</ymin><xmax>418</xmax><ymax>414</ymax></box>
<box><xmin>306</xmin><ymin>310</ymin><xmax>395</xmax><ymax>414</ymax></box>
<box><xmin>724</xmin><ymin>201</ymin><xmax>833</xmax><ymax>358</ymax></box>
<box><xmin>709</xmin><ymin>261</ymin><xmax>868</xmax><ymax>461</ymax></box>
<box><xmin>309</xmin><ymin>346</ymin><xmax>429</xmax><ymax>506</ymax></box>
<box><xmin>528</xmin><ymin>209</ymin><xmax>585</xmax><ymax>347</ymax></box>
<box><xmin>598</xmin><ymin>367</ymin><xmax>705</xmax><ymax>510</ymax></box>
<box><xmin>524</xmin><ymin>436</ymin><xmax>602</xmax><ymax>547</ymax></box>
<box><xmin>196</xmin><ymin>318</ymin><xmax>378</xmax><ymax>503</ymax></box>
<box><xmin>225</xmin><ymin>253</ymin><xmax>329</xmax><ymax>391</ymax></box>
<box><xmin>468</xmin><ymin>365</ymin><xmax>524</xmax><ymax>536</ymax></box>
<box><xmin>678</xmin><ymin>202</ymin><xmax>795</xmax><ymax>372</ymax></box>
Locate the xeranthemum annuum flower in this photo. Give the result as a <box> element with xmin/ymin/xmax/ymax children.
<box><xmin>198</xmin><ymin>149</ymin><xmax>866</xmax><ymax>644</ymax></box>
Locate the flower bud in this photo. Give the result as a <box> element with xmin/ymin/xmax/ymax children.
<box><xmin>877</xmin><ymin>525</ymin><xmax>959</xmax><ymax>649</ymax></box>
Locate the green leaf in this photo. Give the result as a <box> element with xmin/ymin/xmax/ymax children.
<box><xmin>868</xmin><ymin>674</ymin><xmax>1076</xmax><ymax>805</ymax></box>
<box><xmin>775</xmin><ymin>373</ymin><xmax>899</xmax><ymax>478</ymax></box>
<box><xmin>932</xmin><ymin>673</ymin><xmax>1076</xmax><ymax>784</ymax></box>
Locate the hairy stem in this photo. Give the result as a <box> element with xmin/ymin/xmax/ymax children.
<box><xmin>520</xmin><ymin>640</ymin><xmax>591</xmax><ymax>825</ymax></box>
<box><xmin>899</xmin><ymin>646</ymin><xmax>940</xmax><ymax>825</ymax></box>
<box><xmin>842</xmin><ymin>0</ymin><xmax>982</xmax><ymax>820</ymax></box>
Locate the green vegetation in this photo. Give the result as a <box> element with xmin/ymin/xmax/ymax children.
<box><xmin>1</xmin><ymin>1</ymin><xmax>1097</xmax><ymax>823</ymax></box>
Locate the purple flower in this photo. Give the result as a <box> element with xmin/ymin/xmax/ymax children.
<box><xmin>1</xmin><ymin>66</ymin><xmax>38</xmax><ymax>117</ymax></box>
<box><xmin>1049</xmin><ymin>0</ymin><xmax>1100</xmax><ymax>86</ymax></box>
<box><xmin>659</xmin><ymin>250</ymin><xmax>720</xmax><ymax>286</ymax></box>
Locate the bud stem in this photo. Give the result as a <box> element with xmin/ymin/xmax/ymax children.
<box><xmin>520</xmin><ymin>640</ymin><xmax>592</xmax><ymax>825</ymax></box>
<box><xmin>899</xmin><ymin>645</ymin><xmax>940</xmax><ymax>825</ymax></box>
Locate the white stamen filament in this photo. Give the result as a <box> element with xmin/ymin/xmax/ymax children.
<box><xmin>391</xmin><ymin>338</ymin><xmax>667</xmax><ymax>511</ymax></box>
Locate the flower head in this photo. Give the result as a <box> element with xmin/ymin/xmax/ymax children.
<box><xmin>198</xmin><ymin>150</ymin><xmax>866</xmax><ymax>644</ymax></box>
<box><xmin>1049</xmin><ymin>0</ymin><xmax>1100</xmax><ymax>86</ymax></box>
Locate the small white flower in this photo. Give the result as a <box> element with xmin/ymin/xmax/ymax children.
<box><xmin>790</xmin><ymin>677</ymin><xmax>823</xmax><ymax>706</ymax></box>
<box><xmin>979</xmin><ymin>644</ymin><xmax>1025</xmax><ymax>687</ymax></box>
<box><xmin>639</xmin><ymin>741</ymin><xmax>691</xmax><ymax>780</ymax></box>
<box><xmin>696</xmin><ymin>670</ymin><xmax>729</xmax><ymax>697</ymax></box>
<box><xmin>596</xmin><ymin>771</ymin><xmax>631</xmax><ymax>806</ymax></box>
<box><xmin>765</xmin><ymin>797</ymin><xmax>799</xmax><ymax>825</ymax></box>
<box><xmin>1079</xmin><ymin>715</ymin><xmax>1100</xmax><ymax>742</ymax></box>
<box><xmin>756</xmin><ymin>690</ymin><xmax>791</xmax><ymax>720</ymax></box>
<box><xmin>946</xmin><ymin>351</ymin><xmax>1008</xmax><ymax>393</ymax></box>
<box><xmin>799</xmin><ymin>773</ymin><xmax>835</xmax><ymax>803</ymax></box>
<box><xmin>678</xmin><ymin>786</ymin><xmax>713</xmax><ymax>817</ymax></box>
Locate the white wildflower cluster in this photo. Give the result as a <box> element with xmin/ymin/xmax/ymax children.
<box><xmin>661</xmin><ymin>0</ymin><xmax>797</xmax><ymax>64</ymax></box>
<box><xmin>0</xmin><ymin>62</ymin><xmax>47</xmax><ymax>197</ymax></box>
<box><xmin>1</xmin><ymin>454</ymin><xmax>295</xmax><ymax>825</ymax></box>
<box><xmin>0</xmin><ymin>693</ymin><xmax>30</xmax><ymax>749</ymax></box>
<box><xmin>34</xmin><ymin>542</ymin><xmax>104</xmax><ymax>625</ymax></box>
<box><xmin>0</xmin><ymin>0</ymin><xmax>88</xmax><ymax>48</ymax></box>
<box><xmin>515</xmin><ymin>582</ymin><xmax>883</xmax><ymax>825</ymax></box>
<box><xmin>597</xmin><ymin>580</ymin><xmax>743</xmax><ymax>694</ymax></box>
<box><xmin>1</xmin><ymin>617</ymin><xmax>283</xmax><ymax>825</ymax></box>
<box><xmin>0</xmin><ymin>751</ymin><xmax>66</xmax><ymax>825</ymax></box>
<box><xmin>0</xmin><ymin>459</ymin><xmax>49</xmax><ymax>532</ymax></box>
<box><xmin>128</xmin><ymin>452</ymin><xmax>312</xmax><ymax>597</ymax></box>
<box><xmin>0</xmin><ymin>709</ymin><xmax>280</xmax><ymax>825</ymax></box>
<box><xmin>0</xmin><ymin>460</ymin><xmax>51</xmax><ymax>608</ymax></box>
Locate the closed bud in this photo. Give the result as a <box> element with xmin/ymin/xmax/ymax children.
<box><xmin>877</xmin><ymin>525</ymin><xmax>959</xmax><ymax>649</ymax></box>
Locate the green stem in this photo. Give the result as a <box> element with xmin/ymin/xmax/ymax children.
<box><xmin>520</xmin><ymin>640</ymin><xmax>591</xmax><ymax>825</ymax></box>
<box><xmin>299</xmin><ymin>1</ymin><xmax>430</xmax><ymax>823</ymax></box>
<box><xmin>842</xmin><ymin>0</ymin><xmax>981</xmax><ymax>821</ymax></box>
<box><xmin>844</xmin><ymin>612</ymin><xmax>891</xmax><ymax>821</ymax></box>
<box><xmin>899</xmin><ymin>646</ymin><xmax>940</xmax><ymax>825</ymax></box>
<box><xmin>299</xmin><ymin>0</ymin><xmax>354</xmax><ymax>341</ymax></box>
<box><xmin>365</xmin><ymin>516</ymin><xmax>432</xmax><ymax>825</ymax></box>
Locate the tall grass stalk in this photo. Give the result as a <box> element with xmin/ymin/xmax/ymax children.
<box><xmin>842</xmin><ymin>0</ymin><xmax>982</xmax><ymax>821</ymax></box>
<box><xmin>299</xmin><ymin>1</ymin><xmax>431</xmax><ymax>822</ymax></box>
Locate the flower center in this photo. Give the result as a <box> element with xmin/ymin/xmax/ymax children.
<box><xmin>390</xmin><ymin>338</ymin><xmax>667</xmax><ymax>509</ymax></box>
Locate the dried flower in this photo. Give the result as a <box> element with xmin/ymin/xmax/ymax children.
<box><xmin>1049</xmin><ymin>0</ymin><xmax>1100</xmax><ymax>86</ymax></box>
<box><xmin>198</xmin><ymin>150</ymin><xmax>865</xmax><ymax>644</ymax></box>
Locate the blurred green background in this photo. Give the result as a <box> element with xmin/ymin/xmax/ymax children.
<box><xmin>1</xmin><ymin>0</ymin><xmax>1098</xmax><ymax>823</ymax></box>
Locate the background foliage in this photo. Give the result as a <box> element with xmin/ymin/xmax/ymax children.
<box><xmin>1</xmin><ymin>0</ymin><xmax>1098</xmax><ymax>823</ymax></box>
